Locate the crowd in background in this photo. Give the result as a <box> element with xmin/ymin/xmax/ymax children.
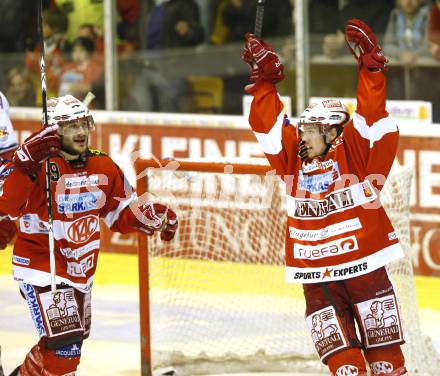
<box><xmin>0</xmin><ymin>0</ymin><xmax>439</xmax><ymax>120</ymax></box>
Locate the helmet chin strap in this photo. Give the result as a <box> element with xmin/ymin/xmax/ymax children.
<box><xmin>323</xmin><ymin>135</ymin><xmax>332</xmax><ymax>155</ymax></box>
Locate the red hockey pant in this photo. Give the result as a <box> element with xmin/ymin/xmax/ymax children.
<box><xmin>303</xmin><ymin>267</ymin><xmax>407</xmax><ymax>375</ymax></box>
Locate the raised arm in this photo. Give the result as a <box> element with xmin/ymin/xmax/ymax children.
<box><xmin>0</xmin><ymin>126</ymin><xmax>60</xmax><ymax>217</ymax></box>
<box><xmin>343</xmin><ymin>19</ymin><xmax>398</xmax><ymax>189</ymax></box>
<box><xmin>242</xmin><ymin>33</ymin><xmax>298</xmax><ymax>176</ymax></box>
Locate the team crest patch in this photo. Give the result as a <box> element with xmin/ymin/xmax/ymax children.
<box><xmin>356</xmin><ymin>294</ymin><xmax>403</xmax><ymax>348</ymax></box>
<box><xmin>306</xmin><ymin>306</ymin><xmax>347</xmax><ymax>359</ymax></box>
<box><xmin>39</xmin><ymin>288</ymin><xmax>83</xmax><ymax>338</ymax></box>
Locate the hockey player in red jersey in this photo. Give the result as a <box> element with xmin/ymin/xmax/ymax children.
<box><xmin>0</xmin><ymin>91</ymin><xmax>18</xmax><ymax>376</ymax></box>
<box><xmin>0</xmin><ymin>91</ymin><xmax>18</xmax><ymax>251</ymax></box>
<box><xmin>0</xmin><ymin>95</ymin><xmax>178</xmax><ymax>376</ymax></box>
<box><xmin>242</xmin><ymin>20</ymin><xmax>407</xmax><ymax>376</ymax></box>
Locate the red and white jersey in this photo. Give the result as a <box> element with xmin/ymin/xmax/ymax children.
<box><xmin>0</xmin><ymin>150</ymin><xmax>137</xmax><ymax>292</ymax></box>
<box><xmin>0</xmin><ymin>91</ymin><xmax>18</xmax><ymax>158</ymax></box>
<box><xmin>248</xmin><ymin>67</ymin><xmax>404</xmax><ymax>283</ymax></box>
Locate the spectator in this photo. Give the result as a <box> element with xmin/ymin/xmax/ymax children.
<box><xmin>194</xmin><ymin>0</ymin><xmax>217</xmax><ymax>43</ymax></box>
<box><xmin>221</xmin><ymin>0</ymin><xmax>292</xmax><ymax>43</ymax></box>
<box><xmin>309</xmin><ymin>0</ymin><xmax>340</xmax><ymax>55</ymax></box>
<box><xmin>130</xmin><ymin>0</ymin><xmax>205</xmax><ymax>112</ymax></box>
<box><xmin>210</xmin><ymin>0</ymin><xmax>232</xmax><ymax>45</ymax></box>
<box><xmin>145</xmin><ymin>0</ymin><xmax>204</xmax><ymax>49</ymax></box>
<box><xmin>384</xmin><ymin>0</ymin><xmax>430</xmax><ymax>66</ymax></box>
<box><xmin>429</xmin><ymin>0</ymin><xmax>440</xmax><ymax>60</ymax></box>
<box><xmin>5</xmin><ymin>68</ymin><xmax>36</xmax><ymax>107</ymax></box>
<box><xmin>24</xmin><ymin>8</ymin><xmax>69</xmax><ymax>98</ymax></box>
<box><xmin>78</xmin><ymin>24</ymin><xmax>104</xmax><ymax>53</ymax></box>
<box><xmin>383</xmin><ymin>0</ymin><xmax>429</xmax><ymax>99</ymax></box>
<box><xmin>117</xmin><ymin>0</ymin><xmax>141</xmax><ymax>47</ymax></box>
<box><xmin>320</xmin><ymin>0</ymin><xmax>394</xmax><ymax>58</ymax></box>
<box><xmin>58</xmin><ymin>37</ymin><xmax>104</xmax><ymax>106</ymax></box>
<box><xmin>0</xmin><ymin>0</ymin><xmax>26</xmax><ymax>53</ymax></box>
<box><xmin>426</xmin><ymin>0</ymin><xmax>440</xmax><ymax>122</ymax></box>
<box><xmin>55</xmin><ymin>0</ymin><xmax>104</xmax><ymax>43</ymax></box>
<box><xmin>308</xmin><ymin>0</ymin><xmax>394</xmax><ymax>102</ymax></box>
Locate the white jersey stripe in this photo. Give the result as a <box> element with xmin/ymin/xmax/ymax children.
<box><xmin>353</xmin><ymin>112</ymin><xmax>397</xmax><ymax>147</ymax></box>
<box><xmin>252</xmin><ymin>110</ymin><xmax>285</xmax><ymax>155</ymax></box>
<box><xmin>104</xmin><ymin>191</ymin><xmax>137</xmax><ymax>228</ymax></box>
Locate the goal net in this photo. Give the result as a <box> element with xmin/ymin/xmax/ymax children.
<box><xmin>135</xmin><ymin>158</ymin><xmax>439</xmax><ymax>376</ymax></box>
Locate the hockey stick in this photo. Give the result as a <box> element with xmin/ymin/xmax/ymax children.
<box><xmin>37</xmin><ymin>0</ymin><xmax>57</xmax><ymax>293</ymax></box>
<box><xmin>254</xmin><ymin>0</ymin><xmax>266</xmax><ymax>39</ymax></box>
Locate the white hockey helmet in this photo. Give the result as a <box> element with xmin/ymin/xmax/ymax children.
<box><xmin>46</xmin><ymin>94</ymin><xmax>94</xmax><ymax>134</ymax></box>
<box><xmin>297</xmin><ymin>99</ymin><xmax>350</xmax><ymax>136</ymax></box>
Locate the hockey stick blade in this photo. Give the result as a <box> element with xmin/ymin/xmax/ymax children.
<box><xmin>254</xmin><ymin>0</ymin><xmax>266</xmax><ymax>39</ymax></box>
<box><xmin>153</xmin><ymin>367</ymin><xmax>179</xmax><ymax>376</ymax></box>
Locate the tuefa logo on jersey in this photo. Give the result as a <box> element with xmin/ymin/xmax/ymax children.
<box><xmin>294</xmin><ymin>188</ymin><xmax>354</xmax><ymax>218</ymax></box>
<box><xmin>57</xmin><ymin>192</ymin><xmax>102</xmax><ymax>214</ymax></box>
<box><xmin>294</xmin><ymin>236</ymin><xmax>359</xmax><ymax>260</ymax></box>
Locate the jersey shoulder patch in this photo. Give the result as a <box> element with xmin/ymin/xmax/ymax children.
<box><xmin>87</xmin><ymin>148</ymin><xmax>107</xmax><ymax>157</ymax></box>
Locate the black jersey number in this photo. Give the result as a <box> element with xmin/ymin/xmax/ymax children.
<box><xmin>48</xmin><ymin>162</ymin><xmax>60</xmax><ymax>182</ymax></box>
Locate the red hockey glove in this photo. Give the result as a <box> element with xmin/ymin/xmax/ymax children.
<box><xmin>134</xmin><ymin>202</ymin><xmax>178</xmax><ymax>241</ymax></box>
<box><xmin>345</xmin><ymin>19</ymin><xmax>388</xmax><ymax>71</ymax></box>
<box><xmin>242</xmin><ymin>33</ymin><xmax>285</xmax><ymax>83</ymax></box>
<box><xmin>155</xmin><ymin>203</ymin><xmax>178</xmax><ymax>241</ymax></box>
<box><xmin>13</xmin><ymin>125</ymin><xmax>61</xmax><ymax>176</ymax></box>
<box><xmin>0</xmin><ymin>215</ymin><xmax>16</xmax><ymax>249</ymax></box>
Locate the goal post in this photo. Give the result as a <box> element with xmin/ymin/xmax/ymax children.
<box><xmin>135</xmin><ymin>158</ymin><xmax>439</xmax><ymax>376</ymax></box>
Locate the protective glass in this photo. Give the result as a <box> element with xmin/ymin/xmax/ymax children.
<box><xmin>57</xmin><ymin>116</ymin><xmax>95</xmax><ymax>136</ymax></box>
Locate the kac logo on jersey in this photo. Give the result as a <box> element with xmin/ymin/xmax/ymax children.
<box><xmin>57</xmin><ymin>192</ymin><xmax>102</xmax><ymax>214</ymax></box>
<box><xmin>67</xmin><ymin>215</ymin><xmax>99</xmax><ymax>244</ymax></box>
<box><xmin>298</xmin><ymin>162</ymin><xmax>341</xmax><ymax>194</ymax></box>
